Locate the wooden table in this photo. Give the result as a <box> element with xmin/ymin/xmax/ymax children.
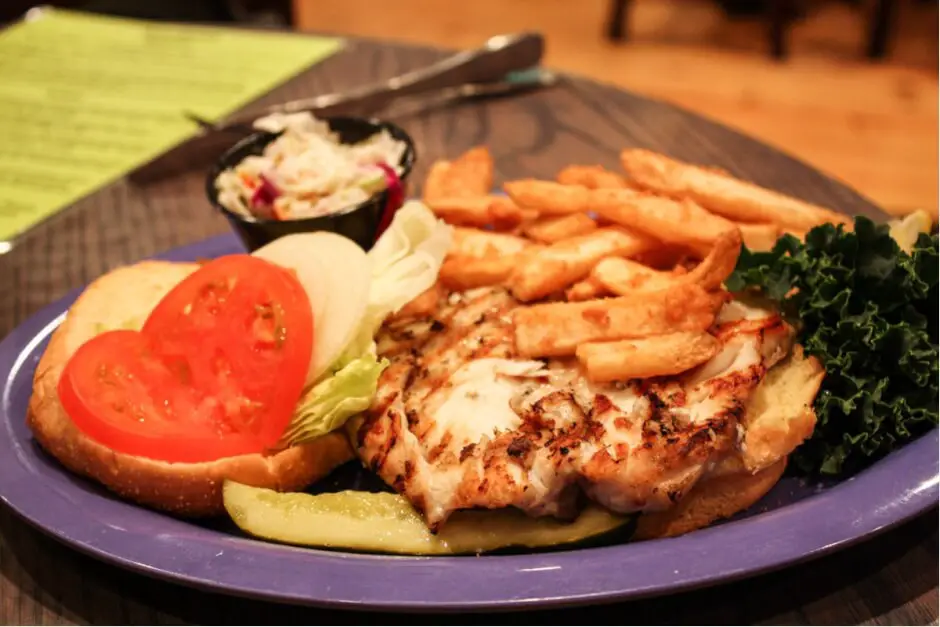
<box><xmin>0</xmin><ymin>36</ymin><xmax>936</xmax><ymax>626</ymax></box>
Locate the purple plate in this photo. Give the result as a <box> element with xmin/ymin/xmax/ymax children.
<box><xmin>0</xmin><ymin>233</ymin><xmax>937</xmax><ymax>612</ymax></box>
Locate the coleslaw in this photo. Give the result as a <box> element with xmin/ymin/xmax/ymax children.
<box><xmin>214</xmin><ymin>112</ymin><xmax>408</xmax><ymax>221</ymax></box>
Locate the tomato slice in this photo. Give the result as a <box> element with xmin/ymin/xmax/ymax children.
<box><xmin>58</xmin><ymin>255</ymin><xmax>314</xmax><ymax>464</ymax></box>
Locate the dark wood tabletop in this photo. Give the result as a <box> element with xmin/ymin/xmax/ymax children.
<box><xmin>0</xmin><ymin>35</ymin><xmax>936</xmax><ymax>626</ymax></box>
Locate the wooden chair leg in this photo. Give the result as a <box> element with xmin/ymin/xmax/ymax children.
<box><xmin>606</xmin><ymin>0</ymin><xmax>630</xmax><ymax>42</ymax></box>
<box><xmin>867</xmin><ymin>0</ymin><xmax>898</xmax><ymax>60</ymax></box>
<box><xmin>768</xmin><ymin>0</ymin><xmax>792</xmax><ymax>60</ymax></box>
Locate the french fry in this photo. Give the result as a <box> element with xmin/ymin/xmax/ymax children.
<box><xmin>510</xmin><ymin>208</ymin><xmax>542</xmax><ymax>236</ymax></box>
<box><xmin>513</xmin><ymin>283</ymin><xmax>722</xmax><ymax>358</ymax></box>
<box><xmin>565</xmin><ymin>276</ymin><xmax>611</xmax><ymax>301</ymax></box>
<box><xmin>428</xmin><ymin>196</ymin><xmax>494</xmax><ymax>226</ymax></box>
<box><xmin>448</xmin><ymin>146</ymin><xmax>494</xmax><ymax>196</ymax></box>
<box><xmin>508</xmin><ymin>227</ymin><xmax>658</xmax><ymax>302</ymax></box>
<box><xmin>682</xmin><ymin>228</ymin><xmax>742</xmax><ymax>291</ymax></box>
<box><xmin>736</xmin><ymin>222</ymin><xmax>781</xmax><ymax>252</ymax></box>
<box><xmin>576</xmin><ymin>332</ymin><xmax>721</xmax><ymax>382</ymax></box>
<box><xmin>428</xmin><ymin>195</ymin><xmax>524</xmax><ymax>229</ymax></box>
<box><xmin>490</xmin><ymin>196</ymin><xmax>526</xmax><ymax>227</ymax></box>
<box><xmin>588</xmin><ymin>188</ymin><xmax>735</xmax><ymax>258</ymax></box>
<box><xmin>523</xmin><ymin>213</ymin><xmax>598</xmax><ymax>244</ymax></box>
<box><xmin>439</xmin><ymin>255</ymin><xmax>515</xmax><ymax>291</ymax></box>
<box><xmin>593</xmin><ymin>229</ymin><xmax>742</xmax><ymax>295</ymax></box>
<box><xmin>620</xmin><ymin>149</ymin><xmax>852</xmax><ymax>232</ymax></box>
<box><xmin>422</xmin><ymin>147</ymin><xmax>493</xmax><ymax>203</ymax></box>
<box><xmin>440</xmin><ymin>228</ymin><xmax>540</xmax><ymax>290</ymax></box>
<box><xmin>557</xmin><ymin>165</ymin><xmax>629</xmax><ymax>189</ymax></box>
<box><xmin>519</xmin><ymin>208</ymin><xmax>541</xmax><ymax>222</ymax></box>
<box><xmin>591</xmin><ymin>257</ymin><xmax>670</xmax><ymax>294</ymax></box>
<box><xmin>631</xmin><ymin>245</ymin><xmax>698</xmax><ymax>269</ymax></box>
<box><xmin>503</xmin><ymin>180</ymin><xmax>591</xmax><ymax>215</ymax></box>
<box><xmin>451</xmin><ymin>227</ymin><xmax>530</xmax><ymax>258</ymax></box>
<box><xmin>422</xmin><ymin>160</ymin><xmax>452</xmax><ymax>204</ymax></box>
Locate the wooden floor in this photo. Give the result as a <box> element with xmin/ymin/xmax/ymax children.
<box><xmin>293</xmin><ymin>0</ymin><xmax>938</xmax><ymax>220</ymax></box>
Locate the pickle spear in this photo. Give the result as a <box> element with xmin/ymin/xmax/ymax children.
<box><xmin>223</xmin><ymin>481</ymin><xmax>630</xmax><ymax>555</ymax></box>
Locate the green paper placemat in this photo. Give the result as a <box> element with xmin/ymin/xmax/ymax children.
<box><xmin>0</xmin><ymin>8</ymin><xmax>343</xmax><ymax>242</ymax></box>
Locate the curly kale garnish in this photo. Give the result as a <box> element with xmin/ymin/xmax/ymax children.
<box><xmin>726</xmin><ymin>216</ymin><xmax>938</xmax><ymax>476</ymax></box>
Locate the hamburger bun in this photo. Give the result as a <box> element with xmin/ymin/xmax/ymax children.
<box><xmin>634</xmin><ymin>457</ymin><xmax>787</xmax><ymax>540</ymax></box>
<box><xmin>635</xmin><ymin>346</ymin><xmax>824</xmax><ymax>539</ymax></box>
<box><xmin>27</xmin><ymin>261</ymin><xmax>354</xmax><ymax>517</ymax></box>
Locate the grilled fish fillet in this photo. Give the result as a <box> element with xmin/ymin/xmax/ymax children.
<box><xmin>354</xmin><ymin>287</ymin><xmax>794</xmax><ymax>531</ymax></box>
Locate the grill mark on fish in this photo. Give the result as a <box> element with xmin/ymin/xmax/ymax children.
<box><xmin>507</xmin><ymin>437</ymin><xmax>533</xmax><ymax>458</ymax></box>
<box><xmin>643</xmin><ymin>391</ymin><xmax>674</xmax><ymax>437</ymax></box>
<box><xmin>459</xmin><ymin>443</ymin><xmax>476</xmax><ymax>462</ymax></box>
<box><xmin>706</xmin><ymin>364</ymin><xmax>765</xmax><ymax>395</ymax></box>
<box><xmin>670</xmin><ymin>389</ymin><xmax>687</xmax><ymax>407</ymax></box>
<box><xmin>369</xmin><ymin>410</ymin><xmax>401</xmax><ymax>472</ymax></box>
<box><xmin>427</xmin><ymin>431</ymin><xmax>453</xmax><ymax>463</ymax></box>
<box><xmin>370</xmin><ymin>390</ymin><xmax>400</xmax><ymax>420</ymax></box>
<box><xmin>592</xmin><ymin>394</ymin><xmax>615</xmax><ymax>416</ymax></box>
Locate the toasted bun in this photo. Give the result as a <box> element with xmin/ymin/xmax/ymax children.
<box><xmin>635</xmin><ymin>345</ymin><xmax>824</xmax><ymax>539</ymax></box>
<box><xmin>27</xmin><ymin>261</ymin><xmax>354</xmax><ymax>517</ymax></box>
<box><xmin>634</xmin><ymin>457</ymin><xmax>787</xmax><ymax>540</ymax></box>
<box><xmin>738</xmin><ymin>344</ymin><xmax>824</xmax><ymax>473</ymax></box>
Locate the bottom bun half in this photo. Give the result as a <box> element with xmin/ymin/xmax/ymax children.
<box><xmin>26</xmin><ymin>261</ymin><xmax>353</xmax><ymax>517</ymax></box>
<box><xmin>634</xmin><ymin>344</ymin><xmax>824</xmax><ymax>540</ymax></box>
<box><xmin>633</xmin><ymin>457</ymin><xmax>787</xmax><ymax>540</ymax></box>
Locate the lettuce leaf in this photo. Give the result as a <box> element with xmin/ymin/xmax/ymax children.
<box><xmin>366</xmin><ymin>200</ymin><xmax>453</xmax><ymax>326</ymax></box>
<box><xmin>280</xmin><ymin>201</ymin><xmax>452</xmax><ymax>447</ymax></box>
<box><xmin>277</xmin><ymin>354</ymin><xmax>387</xmax><ymax>448</ymax></box>
<box><xmin>334</xmin><ymin>200</ymin><xmax>453</xmax><ymax>370</ymax></box>
<box><xmin>727</xmin><ymin>215</ymin><xmax>939</xmax><ymax>476</ymax></box>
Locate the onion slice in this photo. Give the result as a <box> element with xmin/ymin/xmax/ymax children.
<box><xmin>253</xmin><ymin>233</ymin><xmax>372</xmax><ymax>385</ymax></box>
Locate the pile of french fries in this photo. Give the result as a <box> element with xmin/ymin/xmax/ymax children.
<box><xmin>421</xmin><ymin>146</ymin><xmax>850</xmax><ymax>384</ymax></box>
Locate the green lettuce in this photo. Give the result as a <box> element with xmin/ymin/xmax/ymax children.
<box><xmin>279</xmin><ymin>202</ymin><xmax>452</xmax><ymax>447</ymax></box>
<box><xmin>334</xmin><ymin>200</ymin><xmax>454</xmax><ymax>371</ymax></box>
<box><xmin>726</xmin><ymin>215</ymin><xmax>938</xmax><ymax>476</ymax></box>
<box><xmin>277</xmin><ymin>354</ymin><xmax>387</xmax><ymax>447</ymax></box>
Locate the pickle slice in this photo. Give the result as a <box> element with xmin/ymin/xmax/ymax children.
<box><xmin>223</xmin><ymin>481</ymin><xmax>630</xmax><ymax>555</ymax></box>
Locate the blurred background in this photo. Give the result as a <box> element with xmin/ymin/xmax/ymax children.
<box><xmin>2</xmin><ymin>0</ymin><xmax>936</xmax><ymax>220</ymax></box>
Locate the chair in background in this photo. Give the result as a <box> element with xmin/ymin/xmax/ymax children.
<box><xmin>604</xmin><ymin>0</ymin><xmax>904</xmax><ymax>61</ymax></box>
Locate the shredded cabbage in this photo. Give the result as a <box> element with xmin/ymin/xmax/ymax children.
<box><xmin>280</xmin><ymin>201</ymin><xmax>452</xmax><ymax>447</ymax></box>
<box><xmin>215</xmin><ymin>112</ymin><xmax>407</xmax><ymax>221</ymax></box>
